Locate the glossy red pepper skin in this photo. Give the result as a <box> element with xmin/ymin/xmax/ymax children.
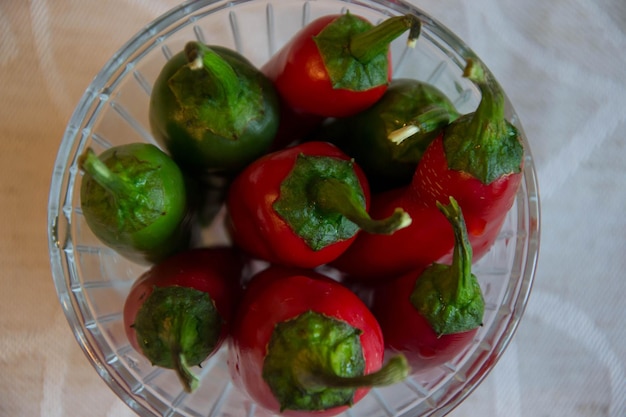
<box><xmin>262</xmin><ymin>15</ymin><xmax>389</xmax><ymax>118</ymax></box>
<box><xmin>333</xmin><ymin>153</ymin><xmax>521</xmax><ymax>283</ymax></box>
<box><xmin>407</xmin><ymin>58</ymin><xmax>524</xmax><ymax>260</ymax></box>
<box><xmin>412</xmin><ymin>135</ymin><xmax>523</xmax><ymax>258</ymax></box>
<box><xmin>226</xmin><ymin>141</ymin><xmax>371</xmax><ymax>269</ymax></box>
<box><xmin>371</xmin><ymin>198</ymin><xmax>484</xmax><ymax>370</ymax></box>
<box><xmin>228</xmin><ymin>266</ymin><xmax>385</xmax><ymax>417</ymax></box>
<box><xmin>122</xmin><ymin>247</ymin><xmax>244</xmax><ymax>392</ymax></box>
<box><xmin>123</xmin><ymin>247</ymin><xmax>243</xmax><ymax>356</ymax></box>
<box><xmin>331</xmin><ymin>188</ymin><xmax>453</xmax><ymax>280</ymax></box>
<box><xmin>371</xmin><ymin>269</ymin><xmax>478</xmax><ymax>369</ymax></box>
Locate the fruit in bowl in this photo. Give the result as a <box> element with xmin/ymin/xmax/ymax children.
<box><xmin>47</xmin><ymin>1</ymin><xmax>540</xmax><ymax>416</ymax></box>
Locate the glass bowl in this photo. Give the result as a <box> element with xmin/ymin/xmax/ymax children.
<box><xmin>47</xmin><ymin>0</ymin><xmax>540</xmax><ymax>416</ymax></box>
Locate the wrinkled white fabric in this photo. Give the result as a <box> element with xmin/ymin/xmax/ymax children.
<box><xmin>0</xmin><ymin>0</ymin><xmax>624</xmax><ymax>416</ymax></box>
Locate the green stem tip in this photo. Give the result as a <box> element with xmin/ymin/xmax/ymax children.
<box><xmin>388</xmin><ymin>106</ymin><xmax>453</xmax><ymax>145</ymax></box>
<box><xmin>173</xmin><ymin>351</ymin><xmax>200</xmax><ymax>393</ymax></box>
<box><xmin>462</xmin><ymin>57</ymin><xmax>505</xmax><ymax>131</ymax></box>
<box><xmin>78</xmin><ymin>147</ymin><xmax>133</xmax><ymax>197</ymax></box>
<box><xmin>350</xmin><ymin>14</ymin><xmax>421</xmax><ymax>63</ymax></box>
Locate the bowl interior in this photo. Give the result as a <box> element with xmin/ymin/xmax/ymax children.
<box><xmin>47</xmin><ymin>1</ymin><xmax>540</xmax><ymax>416</ymax></box>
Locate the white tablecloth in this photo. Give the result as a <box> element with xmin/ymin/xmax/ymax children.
<box><xmin>1</xmin><ymin>1</ymin><xmax>625</xmax><ymax>416</ymax></box>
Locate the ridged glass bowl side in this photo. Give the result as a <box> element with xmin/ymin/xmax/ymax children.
<box><xmin>47</xmin><ymin>1</ymin><xmax>540</xmax><ymax>416</ymax></box>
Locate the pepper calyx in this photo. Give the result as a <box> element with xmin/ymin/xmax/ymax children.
<box><xmin>132</xmin><ymin>285</ymin><xmax>222</xmax><ymax>392</ymax></box>
<box><xmin>443</xmin><ymin>58</ymin><xmax>524</xmax><ymax>184</ymax></box>
<box><xmin>273</xmin><ymin>153</ymin><xmax>411</xmax><ymax>251</ymax></box>
<box><xmin>313</xmin><ymin>13</ymin><xmax>419</xmax><ymax>91</ymax></box>
<box><xmin>274</xmin><ymin>154</ymin><xmax>363</xmax><ymax>251</ymax></box>
<box><xmin>79</xmin><ymin>146</ymin><xmax>170</xmax><ymax>234</ymax></box>
<box><xmin>409</xmin><ymin>197</ymin><xmax>484</xmax><ymax>336</ymax></box>
<box><xmin>263</xmin><ymin>310</ymin><xmax>409</xmax><ymax>412</ymax></box>
<box><xmin>262</xmin><ymin>311</ymin><xmax>364</xmax><ymax>411</ymax></box>
<box><xmin>167</xmin><ymin>41</ymin><xmax>265</xmax><ymax>140</ymax></box>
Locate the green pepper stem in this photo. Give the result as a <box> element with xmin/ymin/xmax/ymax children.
<box><xmin>409</xmin><ymin>197</ymin><xmax>484</xmax><ymax>336</ymax></box>
<box><xmin>441</xmin><ymin>58</ymin><xmax>523</xmax><ymax>185</ymax></box>
<box><xmin>78</xmin><ymin>148</ymin><xmax>133</xmax><ymax>198</ymax></box>
<box><xmin>134</xmin><ymin>286</ymin><xmax>222</xmax><ymax>393</ymax></box>
<box><xmin>436</xmin><ymin>197</ymin><xmax>473</xmax><ymax>301</ymax></box>
<box><xmin>162</xmin><ymin>310</ymin><xmax>201</xmax><ymax>393</ymax></box>
<box><xmin>172</xmin><ymin>349</ymin><xmax>200</xmax><ymax>393</ymax></box>
<box><xmin>349</xmin><ymin>14</ymin><xmax>421</xmax><ymax>63</ymax></box>
<box><xmin>463</xmin><ymin>58</ymin><xmax>504</xmax><ymax>122</ymax></box>
<box><xmin>388</xmin><ymin>106</ymin><xmax>453</xmax><ymax>144</ymax></box>
<box><xmin>184</xmin><ymin>41</ymin><xmax>241</xmax><ymax>109</ymax></box>
<box><xmin>462</xmin><ymin>58</ymin><xmax>510</xmax><ymax>160</ymax></box>
<box><xmin>297</xmin><ymin>354</ymin><xmax>409</xmax><ymax>391</ymax></box>
<box><xmin>309</xmin><ymin>177</ymin><xmax>412</xmax><ymax>235</ymax></box>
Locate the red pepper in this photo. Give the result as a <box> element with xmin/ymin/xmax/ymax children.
<box><xmin>123</xmin><ymin>247</ymin><xmax>243</xmax><ymax>392</ymax></box>
<box><xmin>262</xmin><ymin>12</ymin><xmax>421</xmax><ymax>118</ymax></box>
<box><xmin>331</xmin><ymin>187</ymin><xmax>454</xmax><ymax>281</ymax></box>
<box><xmin>332</xmin><ymin>58</ymin><xmax>524</xmax><ymax>280</ymax></box>
<box><xmin>411</xmin><ymin>58</ymin><xmax>524</xmax><ymax>258</ymax></box>
<box><xmin>372</xmin><ymin>198</ymin><xmax>484</xmax><ymax>369</ymax></box>
<box><xmin>228</xmin><ymin>265</ymin><xmax>409</xmax><ymax>416</ymax></box>
<box><xmin>226</xmin><ymin>141</ymin><xmax>411</xmax><ymax>269</ymax></box>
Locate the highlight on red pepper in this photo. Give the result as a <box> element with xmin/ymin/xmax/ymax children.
<box><xmin>78</xmin><ymin>143</ymin><xmax>193</xmax><ymax>265</ymax></box>
<box><xmin>149</xmin><ymin>41</ymin><xmax>280</xmax><ymax>176</ymax></box>
<box><xmin>320</xmin><ymin>78</ymin><xmax>459</xmax><ymax>192</ymax></box>
<box><xmin>226</xmin><ymin>141</ymin><xmax>412</xmax><ymax>269</ymax></box>
<box><xmin>228</xmin><ymin>265</ymin><xmax>409</xmax><ymax>416</ymax></box>
<box><xmin>262</xmin><ymin>11</ymin><xmax>421</xmax><ymax>118</ymax></box>
<box><xmin>411</xmin><ymin>57</ymin><xmax>524</xmax><ymax>260</ymax></box>
<box><xmin>372</xmin><ymin>197</ymin><xmax>485</xmax><ymax>369</ymax></box>
<box><xmin>123</xmin><ymin>247</ymin><xmax>244</xmax><ymax>392</ymax></box>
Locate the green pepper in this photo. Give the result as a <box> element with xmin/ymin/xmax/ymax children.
<box><xmin>319</xmin><ymin>78</ymin><xmax>459</xmax><ymax>192</ymax></box>
<box><xmin>149</xmin><ymin>41</ymin><xmax>280</xmax><ymax>177</ymax></box>
<box><xmin>78</xmin><ymin>143</ymin><xmax>193</xmax><ymax>265</ymax></box>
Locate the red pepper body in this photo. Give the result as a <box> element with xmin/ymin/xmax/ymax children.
<box><xmin>226</xmin><ymin>141</ymin><xmax>371</xmax><ymax>269</ymax></box>
<box><xmin>332</xmin><ymin>151</ymin><xmax>521</xmax><ymax>283</ymax></box>
<box><xmin>228</xmin><ymin>266</ymin><xmax>384</xmax><ymax>416</ymax></box>
<box><xmin>331</xmin><ymin>188</ymin><xmax>453</xmax><ymax>281</ymax></box>
<box><xmin>412</xmin><ymin>135</ymin><xmax>523</xmax><ymax>261</ymax></box>
<box><xmin>123</xmin><ymin>247</ymin><xmax>243</xmax><ymax>354</ymax></box>
<box><xmin>372</xmin><ymin>270</ymin><xmax>478</xmax><ymax>369</ymax></box>
<box><xmin>262</xmin><ymin>14</ymin><xmax>390</xmax><ymax>118</ymax></box>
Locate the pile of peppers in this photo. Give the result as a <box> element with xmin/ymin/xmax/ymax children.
<box><xmin>78</xmin><ymin>10</ymin><xmax>524</xmax><ymax>417</ymax></box>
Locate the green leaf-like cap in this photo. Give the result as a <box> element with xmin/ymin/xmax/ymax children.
<box><xmin>133</xmin><ymin>285</ymin><xmax>222</xmax><ymax>392</ymax></box>
<box><xmin>273</xmin><ymin>154</ymin><xmax>364</xmax><ymax>251</ymax></box>
<box><xmin>263</xmin><ymin>311</ymin><xmax>365</xmax><ymax>412</ymax></box>
<box><xmin>273</xmin><ymin>153</ymin><xmax>411</xmax><ymax>251</ymax></box>
<box><xmin>313</xmin><ymin>12</ymin><xmax>420</xmax><ymax>91</ymax></box>
<box><xmin>410</xmin><ymin>197</ymin><xmax>484</xmax><ymax>336</ymax></box>
<box><xmin>443</xmin><ymin>58</ymin><xmax>524</xmax><ymax>185</ymax></box>
<box><xmin>167</xmin><ymin>41</ymin><xmax>265</xmax><ymax>141</ymax></box>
